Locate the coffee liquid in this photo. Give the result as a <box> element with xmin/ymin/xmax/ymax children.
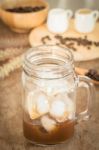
<box><xmin>23</xmin><ymin>119</ymin><xmax>75</xmax><ymax>145</ymax></box>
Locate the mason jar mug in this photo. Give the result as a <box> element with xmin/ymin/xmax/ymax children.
<box><xmin>22</xmin><ymin>45</ymin><xmax>95</xmax><ymax>145</ymax></box>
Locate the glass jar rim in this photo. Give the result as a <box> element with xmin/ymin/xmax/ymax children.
<box><xmin>23</xmin><ymin>45</ymin><xmax>74</xmax><ymax>79</ymax></box>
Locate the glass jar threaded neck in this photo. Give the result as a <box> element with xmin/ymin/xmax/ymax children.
<box><xmin>23</xmin><ymin>45</ymin><xmax>74</xmax><ymax>79</ymax></box>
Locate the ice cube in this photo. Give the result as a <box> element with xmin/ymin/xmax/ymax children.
<box><xmin>41</xmin><ymin>115</ymin><xmax>56</xmax><ymax>132</ymax></box>
<box><xmin>57</xmin><ymin>93</ymin><xmax>75</xmax><ymax>120</ymax></box>
<box><xmin>49</xmin><ymin>93</ymin><xmax>75</xmax><ymax>122</ymax></box>
<box><xmin>49</xmin><ymin>99</ymin><xmax>68</xmax><ymax>122</ymax></box>
<box><xmin>36</xmin><ymin>93</ymin><xmax>50</xmax><ymax>115</ymax></box>
<box><xmin>27</xmin><ymin>91</ymin><xmax>50</xmax><ymax>119</ymax></box>
<box><xmin>26</xmin><ymin>91</ymin><xmax>41</xmax><ymax>119</ymax></box>
<box><xmin>50</xmin><ymin>100</ymin><xmax>66</xmax><ymax>117</ymax></box>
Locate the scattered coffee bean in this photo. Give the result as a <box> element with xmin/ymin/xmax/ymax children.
<box><xmin>94</xmin><ymin>42</ymin><xmax>99</xmax><ymax>47</ymax></box>
<box><xmin>84</xmin><ymin>35</ymin><xmax>88</xmax><ymax>39</ymax></box>
<box><xmin>65</xmin><ymin>43</ymin><xmax>77</xmax><ymax>51</ymax></box>
<box><xmin>41</xmin><ymin>35</ymin><xmax>99</xmax><ymax>51</ymax></box>
<box><xmin>6</xmin><ymin>6</ymin><xmax>45</xmax><ymax>13</ymax></box>
<box><xmin>41</xmin><ymin>35</ymin><xmax>51</xmax><ymax>44</ymax></box>
<box><xmin>85</xmin><ymin>69</ymin><xmax>99</xmax><ymax>81</ymax></box>
<box><xmin>54</xmin><ymin>35</ymin><xmax>94</xmax><ymax>47</ymax></box>
<box><xmin>72</xmin><ymin>47</ymin><xmax>77</xmax><ymax>51</ymax></box>
<box><xmin>55</xmin><ymin>35</ymin><xmax>65</xmax><ymax>45</ymax></box>
<box><xmin>67</xmin><ymin>46</ymin><xmax>77</xmax><ymax>51</ymax></box>
<box><xmin>66</xmin><ymin>42</ymin><xmax>74</xmax><ymax>47</ymax></box>
<box><xmin>87</xmin><ymin>46</ymin><xmax>91</xmax><ymax>50</ymax></box>
<box><xmin>56</xmin><ymin>43</ymin><xmax>61</xmax><ymax>46</ymax></box>
<box><xmin>94</xmin><ymin>74</ymin><xmax>99</xmax><ymax>81</ymax></box>
<box><xmin>55</xmin><ymin>35</ymin><xmax>62</xmax><ymax>39</ymax></box>
<box><xmin>89</xmin><ymin>69</ymin><xmax>97</xmax><ymax>75</ymax></box>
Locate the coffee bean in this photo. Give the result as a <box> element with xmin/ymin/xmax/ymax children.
<box><xmin>87</xmin><ymin>46</ymin><xmax>91</xmax><ymax>50</ymax></box>
<box><xmin>56</xmin><ymin>43</ymin><xmax>61</xmax><ymax>46</ymax></box>
<box><xmin>41</xmin><ymin>35</ymin><xmax>51</xmax><ymax>44</ymax></box>
<box><xmin>94</xmin><ymin>74</ymin><xmax>99</xmax><ymax>81</ymax></box>
<box><xmin>55</xmin><ymin>35</ymin><xmax>62</xmax><ymax>39</ymax></box>
<box><xmin>94</xmin><ymin>42</ymin><xmax>99</xmax><ymax>47</ymax></box>
<box><xmin>85</xmin><ymin>69</ymin><xmax>99</xmax><ymax>81</ymax></box>
<box><xmin>66</xmin><ymin>43</ymin><xmax>74</xmax><ymax>47</ymax></box>
<box><xmin>84</xmin><ymin>35</ymin><xmax>88</xmax><ymax>39</ymax></box>
<box><xmin>55</xmin><ymin>35</ymin><xmax>65</xmax><ymax>44</ymax></box>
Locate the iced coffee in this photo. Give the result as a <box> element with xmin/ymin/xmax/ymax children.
<box><xmin>23</xmin><ymin>77</ymin><xmax>76</xmax><ymax>145</ymax></box>
<box><xmin>22</xmin><ymin>45</ymin><xmax>93</xmax><ymax>145</ymax></box>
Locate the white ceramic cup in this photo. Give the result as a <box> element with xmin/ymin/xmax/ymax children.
<box><xmin>47</xmin><ymin>8</ymin><xmax>73</xmax><ymax>33</ymax></box>
<box><xmin>75</xmin><ymin>8</ymin><xmax>99</xmax><ymax>33</ymax></box>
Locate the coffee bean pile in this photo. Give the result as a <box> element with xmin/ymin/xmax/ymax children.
<box><xmin>41</xmin><ymin>35</ymin><xmax>99</xmax><ymax>51</ymax></box>
<box><xmin>6</xmin><ymin>6</ymin><xmax>45</xmax><ymax>13</ymax></box>
<box><xmin>85</xmin><ymin>69</ymin><xmax>99</xmax><ymax>81</ymax></box>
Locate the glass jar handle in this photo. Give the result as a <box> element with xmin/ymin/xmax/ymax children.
<box><xmin>76</xmin><ymin>75</ymin><xmax>95</xmax><ymax>121</ymax></box>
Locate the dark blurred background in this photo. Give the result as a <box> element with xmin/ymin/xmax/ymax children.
<box><xmin>46</xmin><ymin>0</ymin><xmax>99</xmax><ymax>11</ymax></box>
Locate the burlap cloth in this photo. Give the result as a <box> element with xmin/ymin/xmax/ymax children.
<box><xmin>0</xmin><ymin>21</ymin><xmax>30</xmax><ymax>79</ymax></box>
<box><xmin>0</xmin><ymin>20</ymin><xmax>30</xmax><ymax>48</ymax></box>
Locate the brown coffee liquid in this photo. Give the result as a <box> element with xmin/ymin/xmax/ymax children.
<box><xmin>23</xmin><ymin>119</ymin><xmax>75</xmax><ymax>145</ymax></box>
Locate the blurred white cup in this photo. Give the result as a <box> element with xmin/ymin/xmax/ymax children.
<box><xmin>75</xmin><ymin>8</ymin><xmax>99</xmax><ymax>33</ymax></box>
<box><xmin>47</xmin><ymin>8</ymin><xmax>73</xmax><ymax>33</ymax></box>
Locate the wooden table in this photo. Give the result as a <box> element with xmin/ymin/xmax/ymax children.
<box><xmin>0</xmin><ymin>59</ymin><xmax>99</xmax><ymax>150</ymax></box>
